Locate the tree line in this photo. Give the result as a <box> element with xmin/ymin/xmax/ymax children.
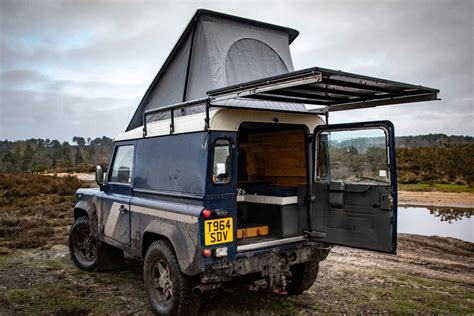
<box><xmin>0</xmin><ymin>137</ymin><xmax>113</xmax><ymax>172</ymax></box>
<box><xmin>396</xmin><ymin>134</ymin><xmax>473</xmax><ymax>148</ymax></box>
<box><xmin>0</xmin><ymin>134</ymin><xmax>472</xmax><ymax>186</ymax></box>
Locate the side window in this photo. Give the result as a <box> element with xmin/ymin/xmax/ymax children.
<box><xmin>212</xmin><ymin>139</ymin><xmax>232</xmax><ymax>184</ymax></box>
<box><xmin>109</xmin><ymin>145</ymin><xmax>134</xmax><ymax>184</ymax></box>
<box><xmin>316</xmin><ymin>134</ymin><xmax>330</xmax><ymax>181</ymax></box>
<box><xmin>317</xmin><ymin>128</ymin><xmax>390</xmax><ymax>185</ymax></box>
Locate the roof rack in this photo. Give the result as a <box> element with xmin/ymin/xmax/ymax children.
<box><xmin>142</xmin><ymin>66</ymin><xmax>439</xmax><ymax>136</ymax></box>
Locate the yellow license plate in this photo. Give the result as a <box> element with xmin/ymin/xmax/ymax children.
<box><xmin>204</xmin><ymin>218</ymin><xmax>233</xmax><ymax>246</ymax></box>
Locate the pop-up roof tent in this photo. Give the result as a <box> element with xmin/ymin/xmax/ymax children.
<box><xmin>127</xmin><ymin>9</ymin><xmax>439</xmax><ymax>132</ymax></box>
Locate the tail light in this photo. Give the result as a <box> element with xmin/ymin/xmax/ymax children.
<box><xmin>202</xmin><ymin>248</ymin><xmax>212</xmax><ymax>257</ymax></box>
<box><xmin>201</xmin><ymin>209</ymin><xmax>211</xmax><ymax>218</ymax></box>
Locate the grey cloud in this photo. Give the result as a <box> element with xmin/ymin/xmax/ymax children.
<box><xmin>0</xmin><ymin>68</ymin><xmax>143</xmax><ymax>99</ymax></box>
<box><xmin>0</xmin><ymin>88</ymin><xmax>136</xmax><ymax>140</ymax></box>
<box><xmin>0</xmin><ymin>70</ymin><xmax>48</xmax><ymax>86</ymax></box>
<box><xmin>0</xmin><ymin>0</ymin><xmax>473</xmax><ymax>141</ymax></box>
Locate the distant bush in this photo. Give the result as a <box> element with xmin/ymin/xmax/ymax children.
<box><xmin>397</xmin><ymin>143</ymin><xmax>474</xmax><ymax>186</ymax></box>
<box><xmin>398</xmin><ymin>172</ymin><xmax>419</xmax><ymax>184</ymax></box>
<box><xmin>0</xmin><ymin>173</ymin><xmax>87</xmax><ymax>249</ymax></box>
<box><xmin>0</xmin><ymin>173</ymin><xmax>84</xmax><ymax>201</ymax></box>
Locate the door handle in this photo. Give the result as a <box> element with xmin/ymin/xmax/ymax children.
<box><xmin>119</xmin><ymin>205</ymin><xmax>128</xmax><ymax>213</ymax></box>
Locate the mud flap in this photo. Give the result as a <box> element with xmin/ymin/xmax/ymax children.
<box><xmin>95</xmin><ymin>241</ymin><xmax>124</xmax><ymax>271</ymax></box>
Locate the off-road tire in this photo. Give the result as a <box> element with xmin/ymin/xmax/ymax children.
<box><xmin>69</xmin><ymin>216</ymin><xmax>97</xmax><ymax>271</ymax></box>
<box><xmin>286</xmin><ymin>260</ymin><xmax>319</xmax><ymax>295</ymax></box>
<box><xmin>144</xmin><ymin>240</ymin><xmax>200</xmax><ymax>316</ymax></box>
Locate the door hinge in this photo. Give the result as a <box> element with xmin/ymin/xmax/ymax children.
<box><xmin>304</xmin><ymin>230</ymin><xmax>327</xmax><ymax>239</ymax></box>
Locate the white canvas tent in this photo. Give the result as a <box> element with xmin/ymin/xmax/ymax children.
<box><xmin>128</xmin><ymin>9</ymin><xmax>439</xmax><ymax>133</ymax></box>
<box><xmin>127</xmin><ymin>9</ymin><xmax>302</xmax><ymax>131</ymax></box>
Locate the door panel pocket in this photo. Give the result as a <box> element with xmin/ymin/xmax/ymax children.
<box><xmin>328</xmin><ymin>182</ymin><xmax>345</xmax><ymax>208</ymax></box>
<box><xmin>326</xmin><ymin>211</ymin><xmax>373</xmax><ymax>232</ymax></box>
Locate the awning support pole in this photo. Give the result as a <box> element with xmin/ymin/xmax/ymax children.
<box><xmin>170</xmin><ymin>109</ymin><xmax>175</xmax><ymax>134</ymax></box>
<box><xmin>204</xmin><ymin>100</ymin><xmax>210</xmax><ymax>131</ymax></box>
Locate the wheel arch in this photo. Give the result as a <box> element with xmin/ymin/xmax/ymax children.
<box><xmin>74</xmin><ymin>207</ymin><xmax>88</xmax><ymax>220</ymax></box>
<box><xmin>142</xmin><ymin>232</ymin><xmax>169</xmax><ymax>258</ymax></box>
<box><xmin>142</xmin><ymin>220</ymin><xmax>201</xmax><ymax>276</ymax></box>
<box><xmin>74</xmin><ymin>200</ymin><xmax>98</xmax><ymax>237</ymax></box>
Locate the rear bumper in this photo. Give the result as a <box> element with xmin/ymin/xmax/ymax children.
<box><xmin>202</xmin><ymin>241</ymin><xmax>331</xmax><ymax>281</ymax></box>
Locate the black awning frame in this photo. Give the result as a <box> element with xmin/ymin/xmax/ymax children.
<box><xmin>207</xmin><ymin>66</ymin><xmax>439</xmax><ymax>114</ymax></box>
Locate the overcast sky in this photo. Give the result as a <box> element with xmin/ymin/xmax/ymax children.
<box><xmin>1</xmin><ymin>0</ymin><xmax>472</xmax><ymax>142</ymax></box>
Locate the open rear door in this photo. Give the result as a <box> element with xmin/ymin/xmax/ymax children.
<box><xmin>309</xmin><ymin>121</ymin><xmax>397</xmax><ymax>253</ymax></box>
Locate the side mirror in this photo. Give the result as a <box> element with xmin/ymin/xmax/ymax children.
<box><xmin>95</xmin><ymin>165</ymin><xmax>105</xmax><ymax>188</ymax></box>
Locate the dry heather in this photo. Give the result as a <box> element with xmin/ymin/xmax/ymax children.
<box><xmin>0</xmin><ymin>173</ymin><xmax>88</xmax><ymax>251</ymax></box>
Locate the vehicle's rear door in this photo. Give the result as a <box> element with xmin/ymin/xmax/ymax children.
<box><xmin>310</xmin><ymin>121</ymin><xmax>397</xmax><ymax>253</ymax></box>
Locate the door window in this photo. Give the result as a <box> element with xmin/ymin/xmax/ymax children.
<box><xmin>109</xmin><ymin>145</ymin><xmax>134</xmax><ymax>184</ymax></box>
<box><xmin>317</xmin><ymin>128</ymin><xmax>390</xmax><ymax>185</ymax></box>
<box><xmin>212</xmin><ymin>139</ymin><xmax>232</xmax><ymax>184</ymax></box>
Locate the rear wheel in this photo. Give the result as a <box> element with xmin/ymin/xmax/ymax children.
<box><xmin>69</xmin><ymin>216</ymin><xmax>97</xmax><ymax>271</ymax></box>
<box><xmin>143</xmin><ymin>240</ymin><xmax>200</xmax><ymax>315</ymax></box>
<box><xmin>287</xmin><ymin>260</ymin><xmax>319</xmax><ymax>295</ymax></box>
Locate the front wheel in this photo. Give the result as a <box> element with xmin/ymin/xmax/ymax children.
<box><xmin>286</xmin><ymin>260</ymin><xmax>319</xmax><ymax>295</ymax></box>
<box><xmin>69</xmin><ymin>216</ymin><xmax>97</xmax><ymax>271</ymax></box>
<box><xmin>143</xmin><ymin>240</ymin><xmax>200</xmax><ymax>316</ymax></box>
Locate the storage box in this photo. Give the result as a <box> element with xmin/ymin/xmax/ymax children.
<box><xmin>237</xmin><ymin>225</ymin><xmax>269</xmax><ymax>239</ymax></box>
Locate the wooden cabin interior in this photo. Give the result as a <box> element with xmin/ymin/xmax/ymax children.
<box><xmin>236</xmin><ymin>123</ymin><xmax>308</xmax><ymax>243</ymax></box>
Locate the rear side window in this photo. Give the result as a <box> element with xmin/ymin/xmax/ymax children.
<box><xmin>317</xmin><ymin>128</ymin><xmax>390</xmax><ymax>185</ymax></box>
<box><xmin>109</xmin><ymin>145</ymin><xmax>134</xmax><ymax>184</ymax></box>
<box><xmin>212</xmin><ymin>139</ymin><xmax>232</xmax><ymax>184</ymax></box>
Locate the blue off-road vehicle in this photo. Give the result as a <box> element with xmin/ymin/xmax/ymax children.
<box><xmin>68</xmin><ymin>9</ymin><xmax>439</xmax><ymax>315</ymax></box>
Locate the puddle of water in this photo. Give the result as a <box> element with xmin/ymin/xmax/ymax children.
<box><xmin>398</xmin><ymin>206</ymin><xmax>473</xmax><ymax>243</ymax></box>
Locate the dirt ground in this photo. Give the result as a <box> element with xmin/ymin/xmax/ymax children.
<box><xmin>1</xmin><ymin>173</ymin><xmax>473</xmax><ymax>314</ymax></box>
<box><xmin>399</xmin><ymin>190</ymin><xmax>474</xmax><ymax>208</ymax></box>
<box><xmin>1</xmin><ymin>233</ymin><xmax>473</xmax><ymax>315</ymax></box>
<box><xmin>44</xmin><ymin>172</ymin><xmax>96</xmax><ymax>182</ymax></box>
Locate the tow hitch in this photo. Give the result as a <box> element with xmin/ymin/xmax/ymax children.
<box><xmin>262</xmin><ymin>254</ymin><xmax>292</xmax><ymax>294</ymax></box>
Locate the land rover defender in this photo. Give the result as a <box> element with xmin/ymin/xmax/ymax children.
<box><xmin>68</xmin><ymin>9</ymin><xmax>439</xmax><ymax>315</ymax></box>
